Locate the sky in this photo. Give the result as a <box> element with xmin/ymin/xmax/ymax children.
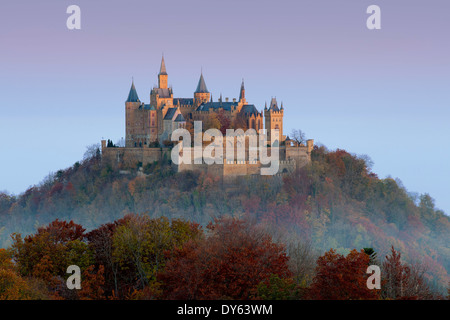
<box><xmin>0</xmin><ymin>0</ymin><xmax>449</xmax><ymax>213</ymax></box>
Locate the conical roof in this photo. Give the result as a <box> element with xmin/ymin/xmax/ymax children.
<box><xmin>159</xmin><ymin>55</ymin><xmax>167</xmax><ymax>75</ymax></box>
<box><xmin>126</xmin><ymin>80</ymin><xmax>140</xmax><ymax>102</ymax></box>
<box><xmin>195</xmin><ymin>73</ymin><xmax>209</xmax><ymax>93</ymax></box>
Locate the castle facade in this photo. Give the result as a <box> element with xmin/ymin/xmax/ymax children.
<box><xmin>102</xmin><ymin>56</ymin><xmax>313</xmax><ymax>177</ymax></box>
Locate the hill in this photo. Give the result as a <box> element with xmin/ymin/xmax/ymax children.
<box><xmin>0</xmin><ymin>144</ymin><xmax>449</xmax><ymax>294</ymax></box>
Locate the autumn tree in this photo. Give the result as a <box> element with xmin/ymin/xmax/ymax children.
<box><xmin>203</xmin><ymin>113</ymin><xmax>221</xmax><ymax>131</ymax></box>
<box><xmin>216</xmin><ymin>110</ymin><xmax>231</xmax><ymax>135</ymax></box>
<box><xmin>86</xmin><ymin>215</ymin><xmax>133</xmax><ymax>298</ymax></box>
<box><xmin>308</xmin><ymin>249</ymin><xmax>379</xmax><ymax>300</ymax></box>
<box><xmin>382</xmin><ymin>246</ymin><xmax>433</xmax><ymax>300</ymax></box>
<box><xmin>231</xmin><ymin>111</ymin><xmax>248</xmax><ymax>131</ymax></box>
<box><xmin>112</xmin><ymin>214</ymin><xmax>202</xmax><ymax>297</ymax></box>
<box><xmin>159</xmin><ymin>218</ymin><xmax>291</xmax><ymax>300</ymax></box>
<box><xmin>11</xmin><ymin>220</ymin><xmax>93</xmax><ymax>294</ymax></box>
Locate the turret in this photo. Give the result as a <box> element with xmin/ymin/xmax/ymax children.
<box><xmin>125</xmin><ymin>79</ymin><xmax>142</xmax><ymax>147</ymax></box>
<box><xmin>194</xmin><ymin>72</ymin><xmax>210</xmax><ymax>106</ymax></box>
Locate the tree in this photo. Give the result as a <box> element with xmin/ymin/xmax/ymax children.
<box><xmin>308</xmin><ymin>249</ymin><xmax>379</xmax><ymax>300</ymax></box>
<box><xmin>86</xmin><ymin>215</ymin><xmax>132</xmax><ymax>298</ymax></box>
<box><xmin>83</xmin><ymin>143</ymin><xmax>101</xmax><ymax>161</ymax></box>
<box><xmin>159</xmin><ymin>218</ymin><xmax>291</xmax><ymax>300</ymax></box>
<box><xmin>11</xmin><ymin>220</ymin><xmax>92</xmax><ymax>294</ymax></box>
<box><xmin>216</xmin><ymin>110</ymin><xmax>231</xmax><ymax>135</ymax></box>
<box><xmin>382</xmin><ymin>246</ymin><xmax>432</xmax><ymax>300</ymax></box>
<box><xmin>290</xmin><ymin>129</ymin><xmax>306</xmax><ymax>145</ymax></box>
<box><xmin>112</xmin><ymin>214</ymin><xmax>202</xmax><ymax>297</ymax></box>
<box><xmin>232</xmin><ymin>111</ymin><xmax>248</xmax><ymax>131</ymax></box>
<box><xmin>203</xmin><ymin>113</ymin><xmax>221</xmax><ymax>131</ymax></box>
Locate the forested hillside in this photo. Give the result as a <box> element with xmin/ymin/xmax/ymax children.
<box><xmin>0</xmin><ymin>144</ymin><xmax>449</xmax><ymax>297</ymax></box>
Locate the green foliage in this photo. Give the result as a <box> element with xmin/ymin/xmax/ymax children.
<box><xmin>256</xmin><ymin>274</ymin><xmax>301</xmax><ymax>300</ymax></box>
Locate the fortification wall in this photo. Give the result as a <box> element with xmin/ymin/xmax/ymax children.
<box><xmin>101</xmin><ymin>139</ymin><xmax>312</xmax><ymax>175</ymax></box>
<box><xmin>101</xmin><ymin>141</ymin><xmax>172</xmax><ymax>168</ymax></box>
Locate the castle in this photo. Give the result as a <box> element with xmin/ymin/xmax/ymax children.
<box><xmin>101</xmin><ymin>56</ymin><xmax>314</xmax><ymax>177</ymax></box>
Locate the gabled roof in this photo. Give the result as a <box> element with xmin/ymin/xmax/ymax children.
<box><xmin>152</xmin><ymin>88</ymin><xmax>172</xmax><ymax>98</ymax></box>
<box><xmin>174</xmin><ymin>114</ymin><xmax>186</xmax><ymax>122</ymax></box>
<box><xmin>241</xmin><ymin>104</ymin><xmax>259</xmax><ymax>115</ymax></box>
<box><xmin>195</xmin><ymin>73</ymin><xmax>209</xmax><ymax>93</ymax></box>
<box><xmin>126</xmin><ymin>81</ymin><xmax>140</xmax><ymax>102</ymax></box>
<box><xmin>164</xmin><ymin>107</ymin><xmax>178</xmax><ymax>120</ymax></box>
<box><xmin>173</xmin><ymin>98</ymin><xmax>194</xmax><ymax>106</ymax></box>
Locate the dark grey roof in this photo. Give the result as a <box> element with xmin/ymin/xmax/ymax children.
<box><xmin>174</xmin><ymin>98</ymin><xmax>194</xmax><ymax>106</ymax></box>
<box><xmin>164</xmin><ymin>107</ymin><xmax>178</xmax><ymax>120</ymax></box>
<box><xmin>174</xmin><ymin>114</ymin><xmax>185</xmax><ymax>122</ymax></box>
<box><xmin>159</xmin><ymin>56</ymin><xmax>167</xmax><ymax>75</ymax></box>
<box><xmin>196</xmin><ymin>101</ymin><xmax>238</xmax><ymax>112</ymax></box>
<box><xmin>143</xmin><ymin>104</ymin><xmax>155</xmax><ymax>110</ymax></box>
<box><xmin>269</xmin><ymin>97</ymin><xmax>279</xmax><ymax>111</ymax></box>
<box><xmin>152</xmin><ymin>88</ymin><xmax>171</xmax><ymax>98</ymax></box>
<box><xmin>126</xmin><ymin>81</ymin><xmax>140</xmax><ymax>102</ymax></box>
<box><xmin>241</xmin><ymin>104</ymin><xmax>259</xmax><ymax>115</ymax></box>
<box><xmin>195</xmin><ymin>73</ymin><xmax>209</xmax><ymax>93</ymax></box>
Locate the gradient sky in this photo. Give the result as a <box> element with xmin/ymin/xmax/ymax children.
<box><xmin>0</xmin><ymin>0</ymin><xmax>449</xmax><ymax>213</ymax></box>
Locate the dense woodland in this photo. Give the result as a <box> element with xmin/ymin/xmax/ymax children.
<box><xmin>0</xmin><ymin>144</ymin><xmax>449</xmax><ymax>299</ymax></box>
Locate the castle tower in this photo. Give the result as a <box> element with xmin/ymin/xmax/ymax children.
<box><xmin>125</xmin><ymin>79</ymin><xmax>141</xmax><ymax>147</ymax></box>
<box><xmin>158</xmin><ymin>55</ymin><xmax>168</xmax><ymax>89</ymax></box>
<box><xmin>264</xmin><ymin>97</ymin><xmax>284</xmax><ymax>145</ymax></box>
<box><xmin>151</xmin><ymin>56</ymin><xmax>174</xmax><ymax>138</ymax></box>
<box><xmin>239</xmin><ymin>79</ymin><xmax>246</xmax><ymax>104</ymax></box>
<box><xmin>194</xmin><ymin>72</ymin><xmax>210</xmax><ymax>106</ymax></box>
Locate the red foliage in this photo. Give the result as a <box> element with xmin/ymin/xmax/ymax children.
<box><xmin>32</xmin><ymin>219</ymin><xmax>86</xmax><ymax>243</ymax></box>
<box><xmin>158</xmin><ymin>218</ymin><xmax>291</xmax><ymax>299</ymax></box>
<box><xmin>308</xmin><ymin>249</ymin><xmax>379</xmax><ymax>300</ymax></box>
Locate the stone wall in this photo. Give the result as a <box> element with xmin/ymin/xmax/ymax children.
<box><xmin>101</xmin><ymin>139</ymin><xmax>313</xmax><ymax>175</ymax></box>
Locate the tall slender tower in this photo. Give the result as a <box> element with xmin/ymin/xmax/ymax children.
<box><xmin>125</xmin><ymin>79</ymin><xmax>141</xmax><ymax>147</ymax></box>
<box><xmin>158</xmin><ymin>55</ymin><xmax>168</xmax><ymax>89</ymax></box>
<box><xmin>264</xmin><ymin>97</ymin><xmax>284</xmax><ymax>145</ymax></box>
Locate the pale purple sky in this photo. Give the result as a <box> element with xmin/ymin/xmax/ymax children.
<box><xmin>1</xmin><ymin>0</ymin><xmax>449</xmax><ymax>213</ymax></box>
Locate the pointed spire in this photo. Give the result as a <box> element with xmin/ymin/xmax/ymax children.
<box><xmin>270</xmin><ymin>97</ymin><xmax>279</xmax><ymax>111</ymax></box>
<box><xmin>195</xmin><ymin>72</ymin><xmax>209</xmax><ymax>93</ymax></box>
<box><xmin>239</xmin><ymin>78</ymin><xmax>245</xmax><ymax>101</ymax></box>
<box><xmin>159</xmin><ymin>55</ymin><xmax>167</xmax><ymax>75</ymax></box>
<box><xmin>264</xmin><ymin>101</ymin><xmax>267</xmax><ymax>110</ymax></box>
<box><xmin>126</xmin><ymin>79</ymin><xmax>140</xmax><ymax>102</ymax></box>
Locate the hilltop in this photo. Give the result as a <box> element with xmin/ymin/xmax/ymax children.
<box><xmin>0</xmin><ymin>144</ymin><xmax>449</xmax><ymax>293</ymax></box>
